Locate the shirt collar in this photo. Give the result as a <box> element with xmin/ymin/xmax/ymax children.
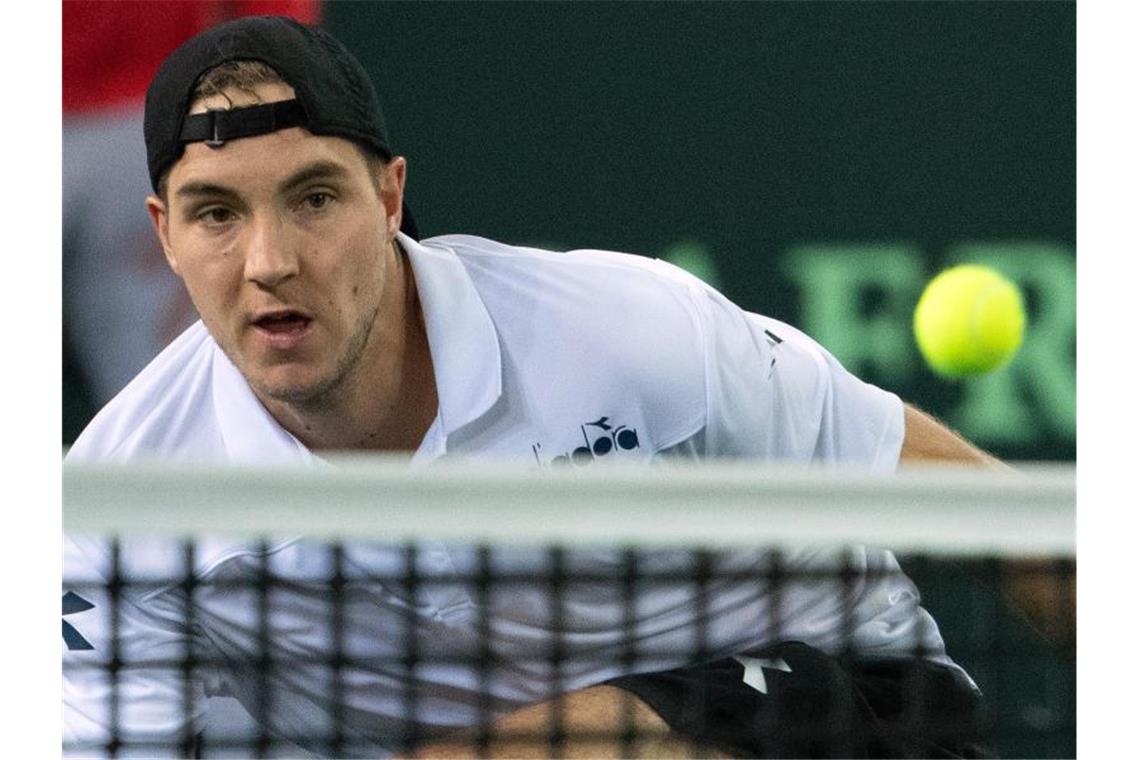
<box><xmin>399</xmin><ymin>232</ymin><xmax>503</xmax><ymax>440</ymax></box>
<box><xmin>211</xmin><ymin>344</ymin><xmax>316</xmax><ymax>466</ymax></box>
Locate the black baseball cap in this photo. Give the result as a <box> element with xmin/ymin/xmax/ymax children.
<box><xmin>145</xmin><ymin>15</ymin><xmax>418</xmax><ymax>239</ymax></box>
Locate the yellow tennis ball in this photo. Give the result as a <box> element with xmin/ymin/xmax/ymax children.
<box><xmin>913</xmin><ymin>264</ymin><xmax>1026</xmax><ymax>377</ymax></box>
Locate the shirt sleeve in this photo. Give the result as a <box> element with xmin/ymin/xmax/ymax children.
<box><xmin>772</xmin><ymin>545</ymin><xmax>967</xmax><ymax>672</ymax></box>
<box><xmin>682</xmin><ymin>287</ymin><xmax>972</xmax><ymax>676</ymax></box>
<box><xmin>693</xmin><ymin>284</ymin><xmax>904</xmax><ymax>470</ymax></box>
<box><xmin>64</xmin><ymin>535</ymin><xmax>208</xmax><ymax>758</ymax></box>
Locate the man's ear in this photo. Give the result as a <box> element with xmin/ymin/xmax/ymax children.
<box><xmin>379</xmin><ymin>156</ymin><xmax>407</xmax><ymax>239</ymax></box>
<box><xmin>145</xmin><ymin>195</ymin><xmax>181</xmax><ymax>276</ymax></box>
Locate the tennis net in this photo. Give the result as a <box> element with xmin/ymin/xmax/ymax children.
<box><xmin>63</xmin><ymin>459</ymin><xmax>1075</xmax><ymax>758</ymax></box>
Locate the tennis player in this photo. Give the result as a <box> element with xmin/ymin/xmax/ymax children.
<box><xmin>64</xmin><ymin>16</ymin><xmax>994</xmax><ymax>758</ymax></box>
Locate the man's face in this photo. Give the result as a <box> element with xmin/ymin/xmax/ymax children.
<box><xmin>148</xmin><ymin>82</ymin><xmax>407</xmax><ymax>407</ymax></box>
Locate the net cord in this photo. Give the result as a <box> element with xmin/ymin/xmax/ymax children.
<box><xmin>63</xmin><ymin>459</ymin><xmax>1075</xmax><ymax>557</ymax></box>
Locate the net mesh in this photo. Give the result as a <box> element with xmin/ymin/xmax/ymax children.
<box><xmin>63</xmin><ymin>461</ymin><xmax>1075</xmax><ymax>759</ymax></box>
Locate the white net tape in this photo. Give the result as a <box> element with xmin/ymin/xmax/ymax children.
<box><xmin>64</xmin><ymin>458</ymin><xmax>1074</xmax><ymax>557</ymax></box>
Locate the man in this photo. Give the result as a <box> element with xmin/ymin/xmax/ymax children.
<box><xmin>65</xmin><ymin>16</ymin><xmax>995</xmax><ymax>759</ymax></box>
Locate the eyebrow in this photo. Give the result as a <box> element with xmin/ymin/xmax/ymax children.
<box><xmin>173</xmin><ymin>160</ymin><xmax>352</xmax><ymax>202</ymax></box>
<box><xmin>278</xmin><ymin>160</ymin><xmax>351</xmax><ymax>195</ymax></box>
<box><xmin>175</xmin><ymin>181</ymin><xmax>240</xmax><ymax>201</ymax></box>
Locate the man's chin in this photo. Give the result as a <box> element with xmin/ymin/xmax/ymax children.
<box><xmin>249</xmin><ymin>371</ymin><xmax>337</xmax><ymax>409</ymax></box>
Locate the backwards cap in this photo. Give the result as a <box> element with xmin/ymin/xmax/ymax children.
<box><xmin>145</xmin><ymin>15</ymin><xmax>418</xmax><ymax>239</ymax></box>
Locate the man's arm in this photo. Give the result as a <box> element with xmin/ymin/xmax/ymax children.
<box><xmin>901</xmin><ymin>404</ymin><xmax>1074</xmax><ymax>645</ymax></box>
<box><xmin>899</xmin><ymin>403</ymin><xmax>1008</xmax><ymax>468</ymax></box>
<box><xmin>408</xmin><ymin>686</ymin><xmax>703</xmax><ymax>759</ymax></box>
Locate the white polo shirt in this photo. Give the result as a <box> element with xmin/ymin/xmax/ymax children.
<box><xmin>65</xmin><ymin>234</ymin><xmax>950</xmax><ymax>757</ymax></box>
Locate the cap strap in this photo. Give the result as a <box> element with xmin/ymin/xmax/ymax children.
<box><xmin>179</xmin><ymin>99</ymin><xmax>308</xmax><ymax>148</ymax></box>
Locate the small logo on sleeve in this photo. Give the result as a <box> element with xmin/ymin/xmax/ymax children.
<box><xmin>764</xmin><ymin>329</ymin><xmax>783</xmax><ymax>379</ymax></box>
<box><xmin>532</xmin><ymin>416</ymin><xmax>641</xmax><ymax>467</ymax></box>
<box><xmin>62</xmin><ymin>591</ymin><xmax>95</xmax><ymax>651</ymax></box>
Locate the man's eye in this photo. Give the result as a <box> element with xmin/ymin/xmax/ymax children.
<box><xmin>198</xmin><ymin>207</ymin><xmax>234</xmax><ymax>225</ymax></box>
<box><xmin>304</xmin><ymin>192</ymin><xmax>333</xmax><ymax>210</ymax></box>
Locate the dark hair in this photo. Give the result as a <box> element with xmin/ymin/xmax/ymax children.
<box><xmin>191</xmin><ymin>59</ymin><xmax>285</xmax><ymax>106</ymax></box>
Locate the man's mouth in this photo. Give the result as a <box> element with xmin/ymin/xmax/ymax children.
<box><xmin>254</xmin><ymin>312</ymin><xmax>311</xmax><ymax>333</ymax></box>
<box><xmin>250</xmin><ymin>310</ymin><xmax>313</xmax><ymax>348</ymax></box>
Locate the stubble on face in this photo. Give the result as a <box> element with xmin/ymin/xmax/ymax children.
<box><xmin>245</xmin><ymin>225</ymin><xmax>399</xmax><ymax>413</ymax></box>
<box><xmin>255</xmin><ymin>294</ymin><xmax>384</xmax><ymax>412</ymax></box>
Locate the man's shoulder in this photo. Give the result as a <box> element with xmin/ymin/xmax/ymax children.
<box><xmin>424</xmin><ymin>235</ymin><xmax>713</xmax><ymax>449</ymax></box>
<box><xmin>429</xmin><ymin>234</ymin><xmax>704</xmax><ymax>286</ymax></box>
<box><xmin>426</xmin><ymin>234</ymin><xmax>710</xmax><ymax>324</ymax></box>
<box><xmin>67</xmin><ymin>322</ymin><xmax>221</xmax><ymax>463</ymax></box>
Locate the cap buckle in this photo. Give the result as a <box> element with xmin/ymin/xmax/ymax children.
<box><xmin>204</xmin><ymin>109</ymin><xmax>226</xmax><ymax>149</ymax></box>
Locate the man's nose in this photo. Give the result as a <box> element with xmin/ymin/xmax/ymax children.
<box><xmin>243</xmin><ymin>213</ymin><xmax>299</xmax><ymax>288</ymax></box>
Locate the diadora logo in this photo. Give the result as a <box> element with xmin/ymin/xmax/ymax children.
<box><xmin>532</xmin><ymin>416</ymin><xmax>641</xmax><ymax>467</ymax></box>
<box><xmin>62</xmin><ymin>591</ymin><xmax>95</xmax><ymax>651</ymax></box>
